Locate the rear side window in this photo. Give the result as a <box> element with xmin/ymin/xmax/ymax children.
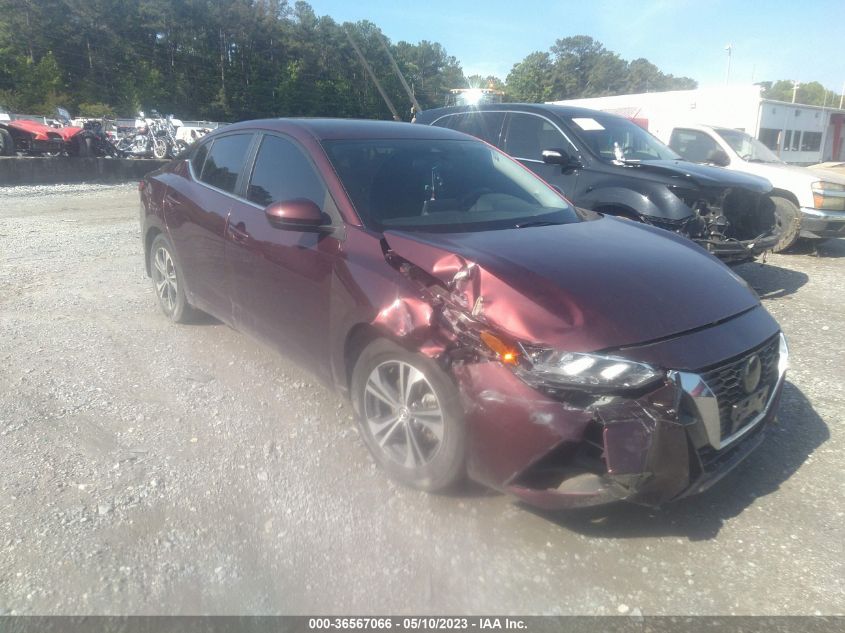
<box><xmin>190</xmin><ymin>142</ymin><xmax>209</xmax><ymax>175</ymax></box>
<box><xmin>436</xmin><ymin>112</ymin><xmax>506</xmax><ymax>145</ymax></box>
<box><xmin>199</xmin><ymin>134</ymin><xmax>253</xmax><ymax>194</ymax></box>
<box><xmin>246</xmin><ymin>135</ymin><xmax>328</xmax><ymax>207</ymax></box>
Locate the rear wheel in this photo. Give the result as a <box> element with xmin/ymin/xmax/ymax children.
<box><xmin>0</xmin><ymin>128</ymin><xmax>14</xmax><ymax>156</ymax></box>
<box><xmin>770</xmin><ymin>196</ymin><xmax>802</xmax><ymax>253</ymax></box>
<box><xmin>75</xmin><ymin>135</ymin><xmax>93</xmax><ymax>158</ymax></box>
<box><xmin>149</xmin><ymin>234</ymin><xmax>195</xmax><ymax>323</ymax></box>
<box><xmin>350</xmin><ymin>339</ymin><xmax>465</xmax><ymax>492</ymax></box>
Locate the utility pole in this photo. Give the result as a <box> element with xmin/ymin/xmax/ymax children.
<box><xmin>792</xmin><ymin>80</ymin><xmax>799</xmax><ymax>103</ymax></box>
<box><xmin>724</xmin><ymin>44</ymin><xmax>732</xmax><ymax>84</ymax></box>
<box><xmin>345</xmin><ymin>29</ymin><xmax>402</xmax><ymax>122</ymax></box>
<box><xmin>840</xmin><ymin>81</ymin><xmax>844</xmax><ymax>109</ymax></box>
<box><xmin>379</xmin><ymin>34</ymin><xmax>422</xmax><ymax>115</ymax></box>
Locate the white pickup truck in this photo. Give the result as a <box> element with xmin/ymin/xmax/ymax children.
<box><xmin>653</xmin><ymin>123</ymin><xmax>845</xmax><ymax>251</ymax></box>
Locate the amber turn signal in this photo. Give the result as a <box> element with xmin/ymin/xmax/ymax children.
<box><xmin>480</xmin><ymin>331</ymin><xmax>520</xmax><ymax>365</ymax></box>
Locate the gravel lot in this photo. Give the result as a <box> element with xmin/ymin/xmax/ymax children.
<box><xmin>1</xmin><ymin>184</ymin><xmax>843</xmax><ymax>615</ymax></box>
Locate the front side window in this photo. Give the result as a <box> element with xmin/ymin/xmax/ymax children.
<box><xmin>247</xmin><ymin>135</ymin><xmax>328</xmax><ymax>207</ymax></box>
<box><xmin>503</xmin><ymin>113</ymin><xmax>568</xmax><ymax>161</ymax></box>
<box><xmin>561</xmin><ymin>113</ymin><xmax>679</xmax><ymax>162</ymax></box>
<box><xmin>322</xmin><ymin>138</ymin><xmax>578</xmax><ymax>233</ymax></box>
<box><xmin>715</xmin><ymin>128</ymin><xmax>782</xmax><ymax>164</ymax></box>
<box><xmin>199</xmin><ymin>134</ymin><xmax>253</xmax><ymax>194</ymax></box>
<box><xmin>668</xmin><ymin>129</ymin><xmax>724</xmax><ymax>164</ymax></box>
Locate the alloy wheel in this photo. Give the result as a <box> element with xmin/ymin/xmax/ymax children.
<box><xmin>363</xmin><ymin>360</ymin><xmax>445</xmax><ymax>469</ymax></box>
<box><xmin>152</xmin><ymin>246</ymin><xmax>178</xmax><ymax>314</ymax></box>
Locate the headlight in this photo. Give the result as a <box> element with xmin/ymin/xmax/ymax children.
<box><xmin>520</xmin><ymin>348</ymin><xmax>664</xmax><ymax>390</ymax></box>
<box><xmin>811</xmin><ymin>181</ymin><xmax>845</xmax><ymax>211</ymax></box>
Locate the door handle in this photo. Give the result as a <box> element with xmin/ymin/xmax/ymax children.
<box><xmin>228</xmin><ymin>222</ymin><xmax>250</xmax><ymax>244</ymax></box>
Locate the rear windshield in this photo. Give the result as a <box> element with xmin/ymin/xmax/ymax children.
<box><xmin>321</xmin><ymin>138</ymin><xmax>579</xmax><ymax>233</ymax></box>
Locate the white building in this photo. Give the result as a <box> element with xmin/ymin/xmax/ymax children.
<box><xmin>550</xmin><ymin>85</ymin><xmax>845</xmax><ymax>165</ymax></box>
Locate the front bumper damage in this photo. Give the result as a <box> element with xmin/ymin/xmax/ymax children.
<box><xmin>371</xmin><ymin>231</ymin><xmax>787</xmax><ymax>509</ymax></box>
<box><xmin>455</xmin><ymin>331</ymin><xmax>786</xmax><ymax>509</ymax></box>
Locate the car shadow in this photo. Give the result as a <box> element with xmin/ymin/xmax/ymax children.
<box><xmin>733</xmin><ymin>261</ymin><xmax>809</xmax><ymax>299</ymax></box>
<box><xmin>525</xmin><ymin>381</ymin><xmax>828</xmax><ymax>541</ymax></box>
<box><xmin>787</xmin><ymin>237</ymin><xmax>845</xmax><ymax>258</ymax></box>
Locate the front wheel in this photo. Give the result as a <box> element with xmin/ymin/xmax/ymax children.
<box><xmin>152</xmin><ymin>138</ymin><xmax>168</xmax><ymax>159</ymax></box>
<box><xmin>149</xmin><ymin>234</ymin><xmax>195</xmax><ymax>323</ymax></box>
<box><xmin>0</xmin><ymin>128</ymin><xmax>15</xmax><ymax>155</ymax></box>
<box><xmin>350</xmin><ymin>339</ymin><xmax>465</xmax><ymax>492</ymax></box>
<box><xmin>770</xmin><ymin>196</ymin><xmax>802</xmax><ymax>253</ymax></box>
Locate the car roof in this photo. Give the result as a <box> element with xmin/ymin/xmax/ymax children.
<box><xmin>414</xmin><ymin>102</ymin><xmax>626</xmax><ymax>122</ymax></box>
<box><xmin>213</xmin><ymin>117</ymin><xmax>471</xmax><ymax>141</ymax></box>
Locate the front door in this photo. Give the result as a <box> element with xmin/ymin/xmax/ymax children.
<box><xmin>502</xmin><ymin>112</ymin><xmax>581</xmax><ymax>200</ymax></box>
<box><xmin>225</xmin><ymin>133</ymin><xmax>341</xmax><ymax>380</ymax></box>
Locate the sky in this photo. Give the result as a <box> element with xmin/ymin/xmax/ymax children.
<box><xmin>308</xmin><ymin>0</ymin><xmax>845</xmax><ymax>94</ymax></box>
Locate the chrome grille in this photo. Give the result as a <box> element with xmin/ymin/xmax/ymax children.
<box><xmin>700</xmin><ymin>335</ymin><xmax>780</xmax><ymax>440</ymax></box>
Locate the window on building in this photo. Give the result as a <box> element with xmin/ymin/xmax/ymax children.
<box><xmin>783</xmin><ymin>130</ymin><xmax>792</xmax><ymax>151</ymax></box>
<box><xmin>758</xmin><ymin>128</ymin><xmax>780</xmax><ymax>151</ymax></box>
<box><xmin>791</xmin><ymin>131</ymin><xmax>801</xmax><ymax>151</ymax></box>
<box><xmin>801</xmin><ymin>131</ymin><xmax>822</xmax><ymax>152</ymax></box>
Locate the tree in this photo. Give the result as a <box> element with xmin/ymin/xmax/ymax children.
<box><xmin>506</xmin><ymin>35</ymin><xmax>697</xmax><ymax>102</ymax></box>
<box><xmin>762</xmin><ymin>79</ymin><xmax>840</xmax><ymax>106</ymax></box>
<box><xmin>506</xmin><ymin>52</ymin><xmax>554</xmax><ymax>102</ymax></box>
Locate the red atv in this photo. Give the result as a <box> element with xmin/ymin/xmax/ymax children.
<box><xmin>1</xmin><ymin>107</ymin><xmax>123</xmax><ymax>157</ymax></box>
<box><xmin>0</xmin><ymin>110</ymin><xmax>71</xmax><ymax>156</ymax></box>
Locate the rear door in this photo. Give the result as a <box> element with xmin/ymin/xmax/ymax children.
<box><xmin>225</xmin><ymin>133</ymin><xmax>342</xmax><ymax>379</ymax></box>
<box><xmin>163</xmin><ymin>132</ymin><xmax>255</xmax><ymax>321</ymax></box>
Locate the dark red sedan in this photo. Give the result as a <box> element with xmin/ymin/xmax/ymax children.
<box><xmin>140</xmin><ymin>118</ymin><xmax>788</xmax><ymax>508</ymax></box>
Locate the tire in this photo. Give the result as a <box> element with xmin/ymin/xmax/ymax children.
<box><xmin>350</xmin><ymin>338</ymin><xmax>466</xmax><ymax>492</ymax></box>
<box><xmin>152</xmin><ymin>138</ymin><xmax>168</xmax><ymax>159</ymax></box>
<box><xmin>0</xmin><ymin>128</ymin><xmax>14</xmax><ymax>156</ymax></box>
<box><xmin>75</xmin><ymin>135</ymin><xmax>93</xmax><ymax>158</ymax></box>
<box><xmin>149</xmin><ymin>233</ymin><xmax>195</xmax><ymax>323</ymax></box>
<box><xmin>770</xmin><ymin>196</ymin><xmax>801</xmax><ymax>253</ymax></box>
<box><xmin>173</xmin><ymin>140</ymin><xmax>189</xmax><ymax>158</ymax></box>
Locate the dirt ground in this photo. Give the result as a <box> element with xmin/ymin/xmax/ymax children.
<box><xmin>1</xmin><ymin>184</ymin><xmax>843</xmax><ymax>615</ymax></box>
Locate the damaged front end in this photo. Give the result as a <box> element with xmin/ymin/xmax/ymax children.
<box><xmin>372</xmin><ymin>230</ymin><xmax>788</xmax><ymax>509</ymax></box>
<box><xmin>659</xmin><ymin>186</ymin><xmax>781</xmax><ymax>263</ymax></box>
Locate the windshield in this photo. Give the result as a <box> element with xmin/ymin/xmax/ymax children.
<box><xmin>561</xmin><ymin>113</ymin><xmax>681</xmax><ymax>162</ymax></box>
<box><xmin>322</xmin><ymin>138</ymin><xmax>579</xmax><ymax>233</ymax></box>
<box><xmin>715</xmin><ymin>128</ymin><xmax>783</xmax><ymax>164</ymax></box>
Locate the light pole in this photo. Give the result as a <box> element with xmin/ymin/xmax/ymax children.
<box><xmin>792</xmin><ymin>80</ymin><xmax>800</xmax><ymax>103</ymax></box>
<box><xmin>724</xmin><ymin>44</ymin><xmax>732</xmax><ymax>84</ymax></box>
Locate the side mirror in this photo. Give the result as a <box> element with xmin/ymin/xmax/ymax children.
<box><xmin>706</xmin><ymin>149</ymin><xmax>731</xmax><ymax>167</ymax></box>
<box><xmin>542</xmin><ymin>148</ymin><xmax>580</xmax><ymax>170</ymax></box>
<box><xmin>265</xmin><ymin>199</ymin><xmax>326</xmax><ymax>230</ymax></box>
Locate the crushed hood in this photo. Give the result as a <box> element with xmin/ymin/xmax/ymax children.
<box><xmin>384</xmin><ymin>216</ymin><xmax>760</xmax><ymax>354</ymax></box>
<box><xmin>624</xmin><ymin>159</ymin><xmax>773</xmax><ymax>193</ymax></box>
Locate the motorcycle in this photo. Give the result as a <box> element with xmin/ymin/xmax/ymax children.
<box><xmin>160</xmin><ymin>114</ymin><xmax>189</xmax><ymax>158</ymax></box>
<box><xmin>55</xmin><ymin>108</ymin><xmax>125</xmax><ymax>158</ymax></box>
<box><xmin>114</xmin><ymin>111</ymin><xmax>169</xmax><ymax>159</ymax></box>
